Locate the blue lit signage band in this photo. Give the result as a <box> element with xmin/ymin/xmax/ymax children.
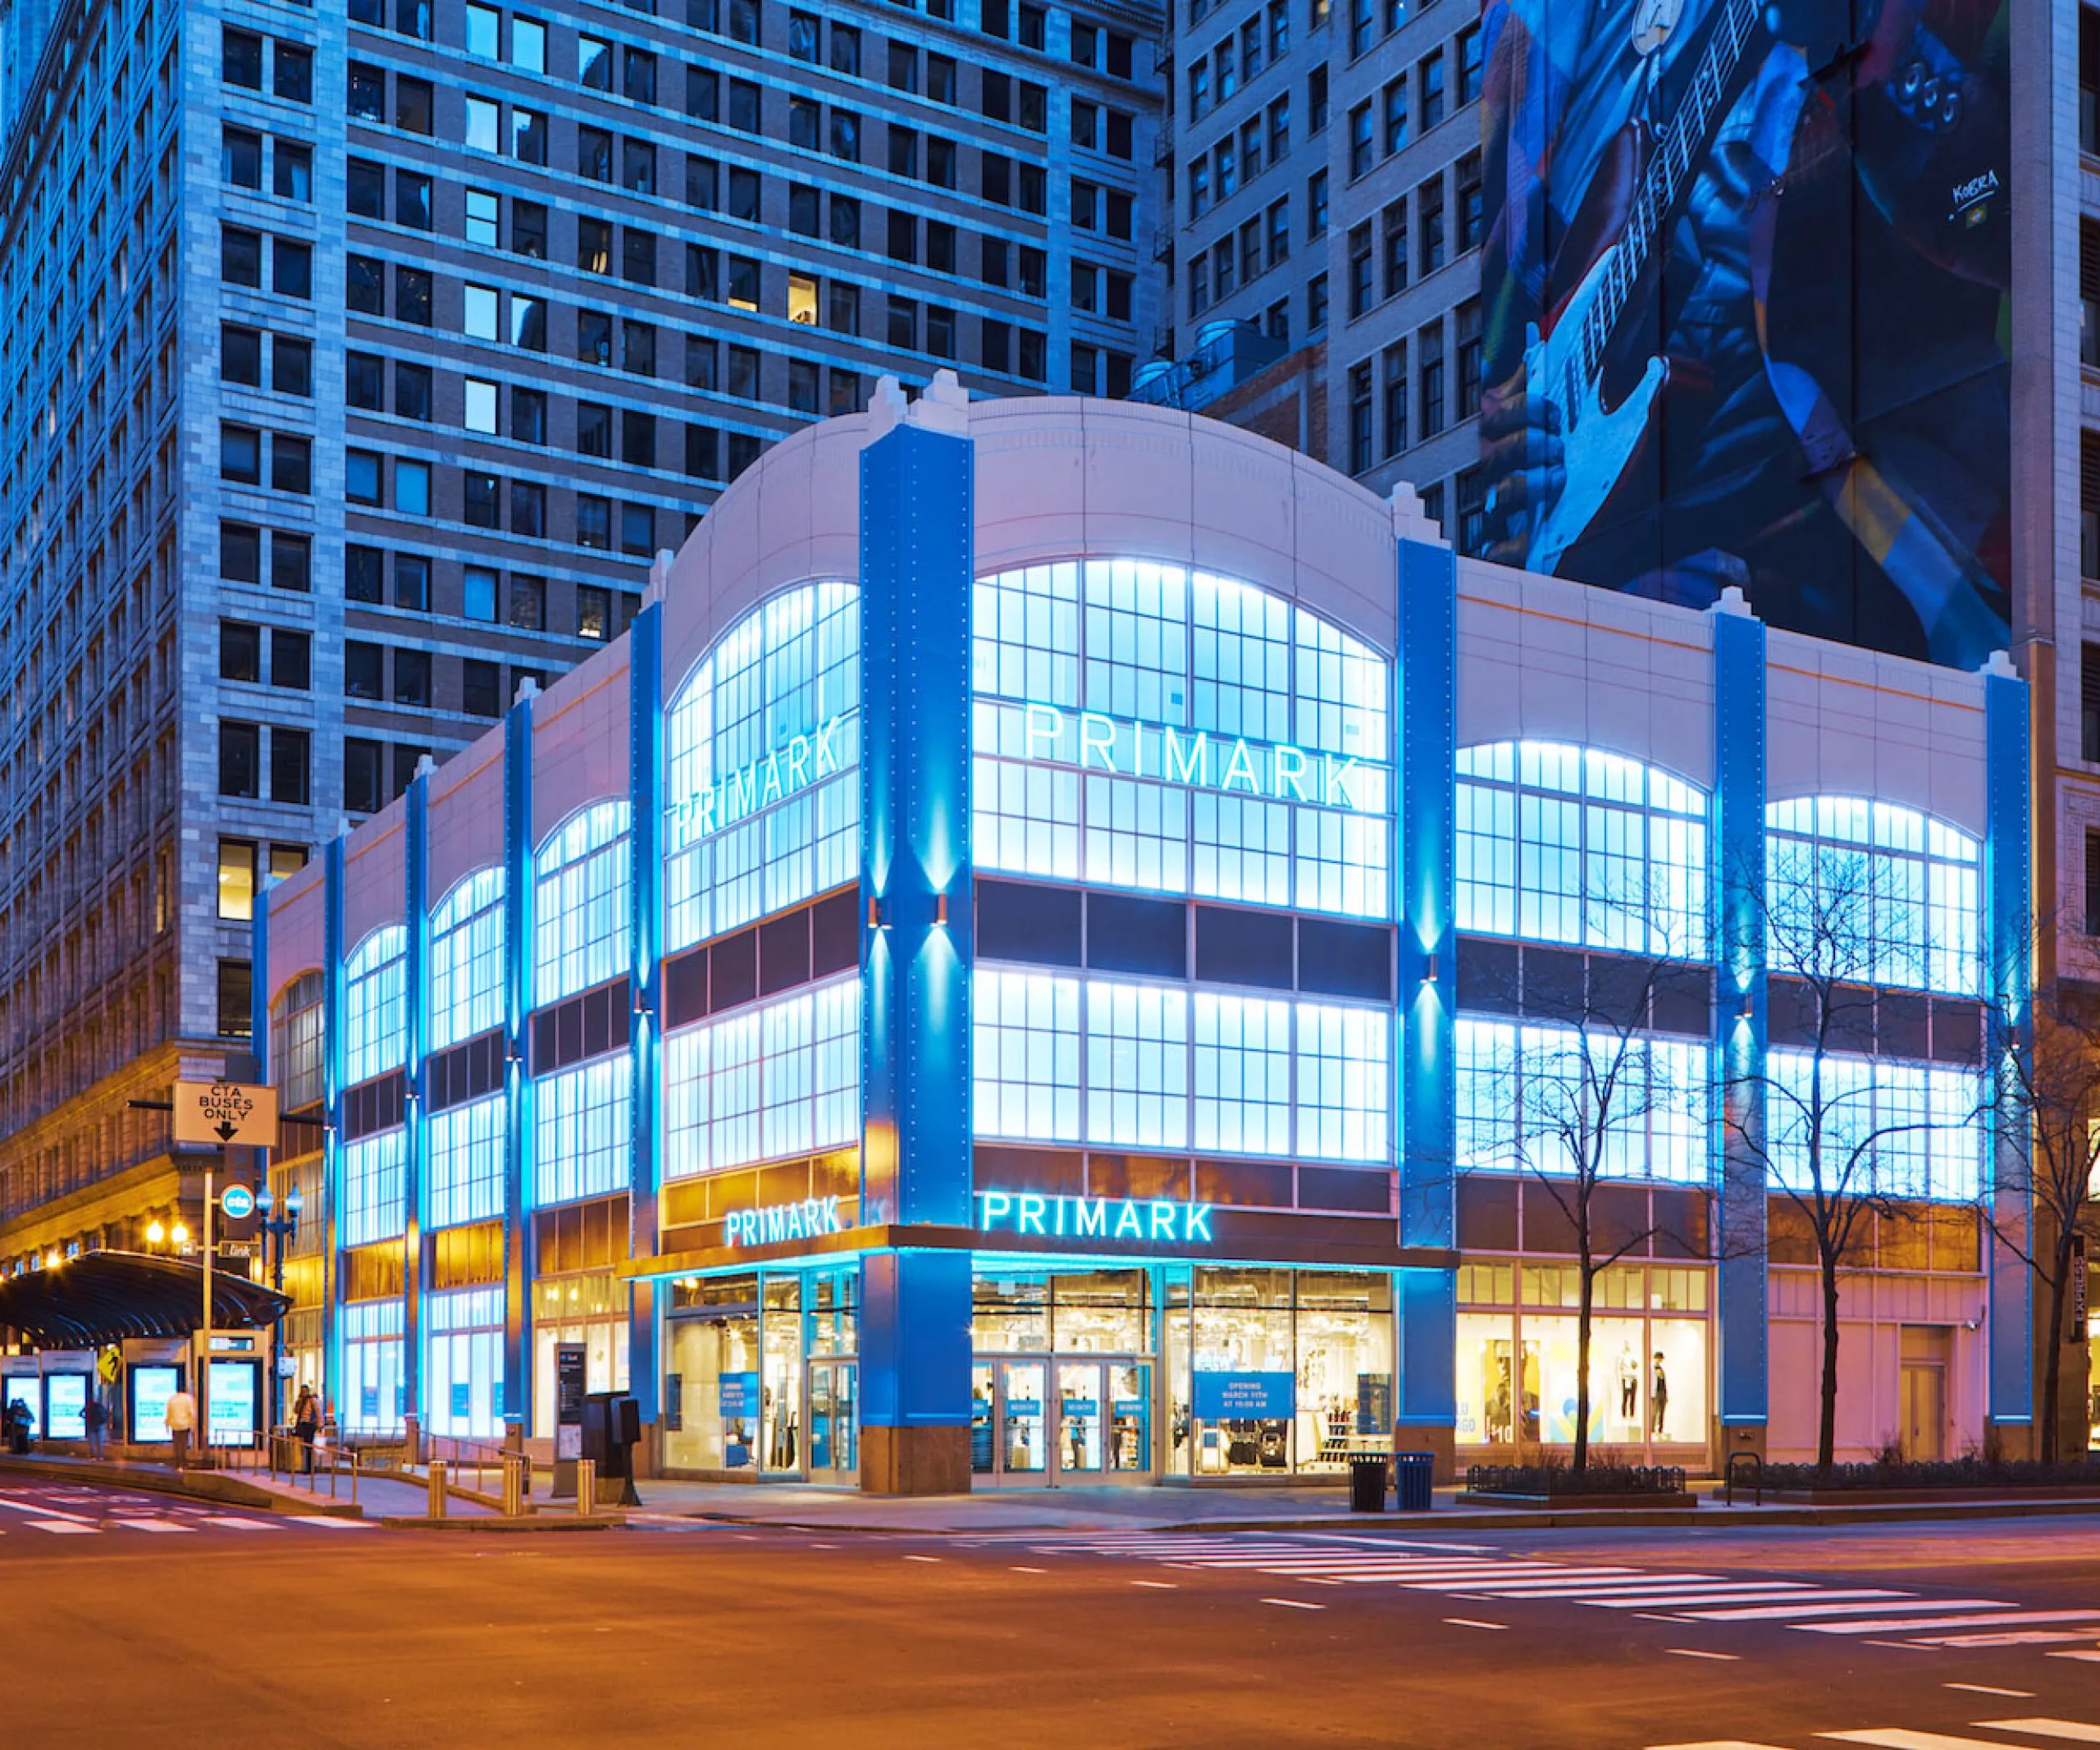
<box><xmin>724</xmin><ymin>1196</ymin><xmax>846</xmax><ymax>1247</ymax></box>
<box><xmin>1020</xmin><ymin>704</ymin><xmax>1370</xmax><ymax>813</ymax></box>
<box><xmin>977</xmin><ymin>1190</ymin><xmax>1216</xmax><ymax>1245</ymax></box>
<box><xmin>665</xmin><ymin>715</ymin><xmax>845</xmax><ymax>852</ymax></box>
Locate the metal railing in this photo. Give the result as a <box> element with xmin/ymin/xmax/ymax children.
<box><xmin>421</xmin><ymin>1432</ymin><xmax>532</xmax><ymax>1516</ymax></box>
<box><xmin>221</xmin><ymin>1427</ymin><xmax>377</xmax><ymax>1508</ymax></box>
<box><xmin>1724</xmin><ymin>1451</ymin><xmax>1764</xmax><ymax>1506</ymax></box>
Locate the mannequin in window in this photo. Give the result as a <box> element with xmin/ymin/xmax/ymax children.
<box><xmin>1618</xmin><ymin>1343</ymin><xmax>1639</xmax><ymax>1422</ymax></box>
<box><xmin>1650</xmin><ymin>1351</ymin><xmax>1669</xmax><ymax>1438</ymax></box>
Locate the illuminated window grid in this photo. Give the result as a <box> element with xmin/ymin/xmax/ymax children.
<box><xmin>426</xmin><ymin>1287</ymin><xmax>504</xmax><ymax>1439</ymax></box>
<box><xmin>1083</xmin><ymin>771</ymin><xmax>1187</xmax><ymax>892</ymax></box>
<box><xmin>342</xmin><ymin>1127</ymin><xmax>406</xmax><ymax>1246</ymax></box>
<box><xmin>972</xmin><ymin>560</ymin><xmax>1080</xmax><ymax>706</ymax></box>
<box><xmin>532</xmin><ymin>1054</ymin><xmax>632</xmax><ymax>1207</ymax></box>
<box><xmin>974</xmin><ymin>968</ymin><xmax>1083</xmax><ymax>1140</ymax></box>
<box><xmin>427</xmin><ymin>1092</ymin><xmax>505</xmax><ymax>1229</ymax></box>
<box><xmin>1293</xmin><ymin>609</ymin><xmax>1390</xmax><ymax>763</ymax></box>
<box><xmin>1765</xmin><ymin>797</ymin><xmax>1981</xmax><ymax>997</ymax></box>
<box><xmin>1766</xmin><ymin>1048</ymin><xmax>1982</xmax><ymax>1203</ymax></box>
<box><xmin>344</xmin><ymin>925</ymin><xmax>409</xmax><ymax>1088</ymax></box>
<box><xmin>974</xmin><ymin>755</ymin><xmax>1081</xmax><ymax>883</ymax></box>
<box><xmin>664</xmin><ymin>583</ymin><xmax>861</xmax><ymax>955</ymax></box>
<box><xmin>429</xmin><ymin>866</ymin><xmax>506</xmax><ymax>1053</ymax></box>
<box><xmin>1087</xmin><ymin>979</ymin><xmax>1189</xmax><ymax>1149</ymax></box>
<box><xmin>1084</xmin><ymin>558</ymin><xmax>1187</xmax><ymax>723</ymax></box>
<box><xmin>1296</xmin><ymin>1002</ymin><xmax>1390</xmax><ymax>1163</ymax></box>
<box><xmin>341</xmin><ymin>1299</ymin><xmax>404</xmax><ymax>1435</ymax></box>
<box><xmin>1453</xmin><ymin>1017</ymin><xmax>1710</xmax><ymax>1185</ymax></box>
<box><xmin>1191</xmin><ymin>569</ymin><xmax>1292</xmax><ymax>745</ymax></box>
<box><xmin>1194</xmin><ymin>792</ymin><xmax>1290</xmax><ymax>907</ymax></box>
<box><xmin>1454</xmin><ymin>741</ymin><xmax>1709</xmax><ymax>955</ymax></box>
<box><xmin>1295</xmin><ymin>804</ymin><xmax>1389</xmax><ymax>918</ymax></box>
<box><xmin>1194</xmin><ymin>993</ymin><xmax>1291</xmax><ymax>1154</ymax></box>
<box><xmin>533</xmin><ymin>801</ymin><xmax>632</xmax><ymax>1006</ymax></box>
<box><xmin>272</xmin><ymin>977</ymin><xmax>325</xmax><ymax>1113</ymax></box>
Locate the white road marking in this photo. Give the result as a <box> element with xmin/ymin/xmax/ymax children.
<box><xmin>1919</xmin><ymin>1631</ymin><xmax>2100</xmax><ymax>1649</ymax></box>
<box><xmin>2048</xmin><ymin>1652</ymin><xmax>2100</xmax><ymax>1664</ymax></box>
<box><xmin>1009</xmin><ymin>1565</ymin><xmax>1047</xmax><ymax>1574</ymax></box>
<box><xmin>297</xmin><ymin>1518</ymin><xmax>375</xmax><ymax>1529</ymax></box>
<box><xmin>902</xmin><ymin>1555</ymin><xmax>940</xmax><ymax>1564</ymax></box>
<box><xmin>29</xmin><ymin>1521</ymin><xmax>97</xmax><ymax>1533</ymax></box>
<box><xmin>1975</xmin><ymin>1721</ymin><xmax>2100</xmax><ymax>1742</ymax></box>
<box><xmin>1259</xmin><ymin>1597</ymin><xmax>1323</xmax><ymax>1611</ymax></box>
<box><xmin>1442</xmin><ymin>1618</ymin><xmax>1507</xmax><ymax>1630</ymax></box>
<box><xmin>1819</xmin><ymin>1732</ymin><xmax>2066</xmax><ymax>1749</ymax></box>
<box><xmin>121</xmin><ymin>1522</ymin><xmax>194</xmax><ymax>1533</ymax></box>
<box><xmin>1939</xmin><ymin>1686</ymin><xmax>2034</xmax><ymax>1698</ymax></box>
<box><xmin>1132</xmin><ymin>1580</ymin><xmax>1176</xmax><ymax>1589</ymax></box>
<box><xmin>201</xmin><ymin>1517</ymin><xmax>282</xmax><ymax>1530</ymax></box>
<box><xmin>1642</xmin><ymin>1740</ymin><xmax>1793</xmax><ymax>1749</ymax></box>
<box><xmin>1670</xmin><ymin>1594</ymin><xmax>1924</xmax><ymax>1620</ymax></box>
<box><xmin>1801</xmin><ymin>1611</ymin><xmax>2100</xmax><ymax>1637</ymax></box>
<box><xmin>1663</xmin><ymin>1648</ymin><xmax>1740</xmax><ymax>1661</ymax></box>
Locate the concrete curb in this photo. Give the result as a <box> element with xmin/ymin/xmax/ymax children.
<box><xmin>672</xmin><ymin>1494</ymin><xmax>2100</xmax><ymax>1538</ymax></box>
<box><xmin>0</xmin><ymin>1456</ymin><xmax>365</xmax><ymax>1519</ymax></box>
<box><xmin>377</xmin><ymin>1513</ymin><xmax>625</xmax><ymax>1532</ymax></box>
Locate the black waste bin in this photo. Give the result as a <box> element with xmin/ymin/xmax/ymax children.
<box><xmin>1348</xmin><ymin>1451</ymin><xmax>1389</xmax><ymax>1512</ymax></box>
<box><xmin>1392</xmin><ymin>1450</ymin><xmax>1434</xmax><ymax>1511</ymax></box>
<box><xmin>581</xmin><ymin>1391</ymin><xmax>644</xmax><ymax>1506</ymax></box>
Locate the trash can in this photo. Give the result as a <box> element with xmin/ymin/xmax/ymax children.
<box><xmin>581</xmin><ymin>1391</ymin><xmax>644</xmax><ymax>1506</ymax></box>
<box><xmin>1392</xmin><ymin>1451</ymin><xmax>1435</xmax><ymax>1512</ymax></box>
<box><xmin>1348</xmin><ymin>1451</ymin><xmax>1390</xmax><ymax>1512</ymax></box>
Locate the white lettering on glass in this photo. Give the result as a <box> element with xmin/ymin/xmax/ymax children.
<box><xmin>665</xmin><ymin>713</ymin><xmax>845</xmax><ymax>851</ymax></box>
<box><xmin>1017</xmin><ymin>706</ymin><xmax>1368</xmax><ymax>814</ymax></box>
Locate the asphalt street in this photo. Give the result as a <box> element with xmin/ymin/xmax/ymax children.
<box><xmin>6</xmin><ymin>1482</ymin><xmax>2099</xmax><ymax>1750</ymax></box>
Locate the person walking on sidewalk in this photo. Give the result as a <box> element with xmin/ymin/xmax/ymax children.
<box><xmin>83</xmin><ymin>1392</ymin><xmax>107</xmax><ymax>1460</ymax></box>
<box><xmin>164</xmin><ymin>1383</ymin><xmax>197</xmax><ymax>1469</ymax></box>
<box><xmin>292</xmin><ymin>1385</ymin><xmax>319</xmax><ymax>1475</ymax></box>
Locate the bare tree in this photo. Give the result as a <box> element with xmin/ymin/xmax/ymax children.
<box><xmin>1726</xmin><ymin>843</ymin><xmax>1969</xmax><ymax>1473</ymax></box>
<box><xmin>1468</xmin><ymin>885</ymin><xmax>1704</xmax><ymax>1474</ymax></box>
<box><xmin>1985</xmin><ymin>975</ymin><xmax>2100</xmax><ymax>1462</ymax></box>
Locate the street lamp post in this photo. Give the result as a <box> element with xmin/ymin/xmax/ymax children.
<box><xmin>253</xmin><ymin>1184</ymin><xmax>303</xmax><ymax>1432</ymax></box>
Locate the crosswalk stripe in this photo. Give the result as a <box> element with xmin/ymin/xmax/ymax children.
<box><xmin>1975</xmin><ymin>1721</ymin><xmax>2100</xmax><ymax>1742</ymax></box>
<box><xmin>202</xmin><ymin>1517</ymin><xmax>283</xmax><ymax>1530</ymax></box>
<box><xmin>1578</xmin><ymin>1591</ymin><xmax>1851</xmax><ymax>1611</ymax></box>
<box><xmin>1682</xmin><ymin>1597</ymin><xmax>1993</xmax><ymax>1621</ymax></box>
<box><xmin>121</xmin><ymin>1521</ymin><xmax>194</xmax><ymax>1533</ymax></box>
<box><xmin>1818</xmin><ymin>1732</ymin><xmax>2059</xmax><ymax>1749</ymax></box>
<box><xmin>1642</xmin><ymin>1741</ymin><xmax>1795</xmax><ymax>1749</ymax></box>
<box><xmin>1801</xmin><ymin>1611</ymin><xmax>2100</xmax><ymax>1637</ymax></box>
<box><xmin>30</xmin><ymin>1521</ymin><xmax>96</xmax><ymax>1533</ymax></box>
<box><xmin>298</xmin><ymin>1518</ymin><xmax>375</xmax><ymax>1530</ymax></box>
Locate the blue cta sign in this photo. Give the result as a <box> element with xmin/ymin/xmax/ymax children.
<box><xmin>975</xmin><ymin>1190</ymin><xmax>1215</xmax><ymax>1245</ymax></box>
<box><xmin>724</xmin><ymin>1196</ymin><xmax>846</xmax><ymax>1247</ymax></box>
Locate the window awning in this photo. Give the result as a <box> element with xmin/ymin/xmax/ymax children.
<box><xmin>0</xmin><ymin>1252</ymin><xmax>292</xmax><ymax>1348</ymax></box>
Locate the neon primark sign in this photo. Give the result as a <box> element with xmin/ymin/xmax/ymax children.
<box><xmin>665</xmin><ymin>715</ymin><xmax>845</xmax><ymax>851</ymax></box>
<box><xmin>724</xmin><ymin>1196</ymin><xmax>847</xmax><ymax>1247</ymax></box>
<box><xmin>976</xmin><ymin>1190</ymin><xmax>1216</xmax><ymax>1245</ymax></box>
<box><xmin>1018</xmin><ymin>704</ymin><xmax>1370</xmax><ymax>812</ymax></box>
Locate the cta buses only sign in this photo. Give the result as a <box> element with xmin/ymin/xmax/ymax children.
<box><xmin>173</xmin><ymin>1080</ymin><xmax>278</xmax><ymax>1148</ymax></box>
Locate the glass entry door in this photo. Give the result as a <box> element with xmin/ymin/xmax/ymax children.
<box><xmin>972</xmin><ymin>1357</ymin><xmax>1151</xmax><ymax>1484</ymax></box>
<box><xmin>806</xmin><ymin>1360</ymin><xmax>857</xmax><ymax>1483</ymax></box>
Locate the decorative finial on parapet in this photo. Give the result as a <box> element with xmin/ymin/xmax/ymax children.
<box><xmin>514</xmin><ymin>673</ymin><xmax>540</xmax><ymax>706</ymax></box>
<box><xmin>1981</xmin><ymin>648</ymin><xmax>2018</xmax><ymax>679</ymax></box>
<box><xmin>909</xmin><ymin>368</ymin><xmax>970</xmax><ymax>436</ymax></box>
<box><xmin>645</xmin><ymin>548</ymin><xmax>673</xmax><ymax>607</ymax></box>
<box><xmin>1713</xmin><ymin>585</ymin><xmax>1754</xmax><ymax>618</ymax></box>
<box><xmin>867</xmin><ymin>374</ymin><xmax>908</xmax><ymax>441</ymax></box>
<box><xmin>1389</xmin><ymin>482</ymin><xmax>1449</xmax><ymax>548</ymax></box>
<box><xmin>415</xmin><ymin>752</ymin><xmax>436</xmax><ymax>780</ymax></box>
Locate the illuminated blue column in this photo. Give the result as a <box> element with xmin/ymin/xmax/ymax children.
<box><xmin>322</xmin><ymin>838</ymin><xmax>346</xmax><ymax>1421</ymax></box>
<box><xmin>249</xmin><ymin>906</ymin><xmax>270</xmax><ymax>1068</ymax></box>
<box><xmin>500</xmin><ymin>690</ymin><xmax>536</xmax><ymax>1432</ymax></box>
<box><xmin>1711</xmin><ymin>599</ymin><xmax>1769</xmax><ymax>1442</ymax></box>
<box><xmin>1984</xmin><ymin>659</ymin><xmax>2033</xmax><ymax>1435</ymax></box>
<box><xmin>404</xmin><ymin>767</ymin><xmax>430</xmax><ymax>1437</ymax></box>
<box><xmin>856</xmin><ymin>395</ymin><xmax>975</xmax><ymax>1494</ymax></box>
<box><xmin>1396</xmin><ymin>528</ymin><xmax>1457</xmax><ymax>1461</ymax></box>
<box><xmin>628</xmin><ymin>601</ymin><xmax>664</xmax><ymax>1425</ymax></box>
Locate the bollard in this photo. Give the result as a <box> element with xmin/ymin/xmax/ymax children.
<box><xmin>575</xmin><ymin>1458</ymin><xmax>596</xmax><ymax>1516</ymax></box>
<box><xmin>428</xmin><ymin>1460</ymin><xmax>448</xmax><ymax>1519</ymax></box>
<box><xmin>502</xmin><ymin>1453</ymin><xmax>526</xmax><ymax>1519</ymax></box>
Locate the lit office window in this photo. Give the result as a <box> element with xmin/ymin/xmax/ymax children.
<box><xmin>973</xmin><ymin>968</ymin><xmax>1083</xmax><ymax>1140</ymax></box>
<box><xmin>1453</xmin><ymin>1018</ymin><xmax>1710</xmax><ymax>1185</ymax></box>
<box><xmin>1296</xmin><ymin>1002</ymin><xmax>1390</xmax><ymax>1163</ymax></box>
<box><xmin>1764</xmin><ymin>797</ymin><xmax>1980</xmax><ymax>996</ymax></box>
<box><xmin>1454</xmin><ymin>742</ymin><xmax>1708</xmax><ymax>954</ymax></box>
<box><xmin>271</xmin><ymin>971</ymin><xmax>326</xmax><ymax>1113</ymax></box>
<box><xmin>429</xmin><ymin>866</ymin><xmax>505</xmax><ymax>1050</ymax></box>
<box><xmin>970</xmin><ymin>560</ymin><xmax>1393</xmax><ymax>918</ymax></box>
<box><xmin>344</xmin><ymin>925</ymin><xmax>409</xmax><ymax>1086</ymax></box>
<box><xmin>427</xmin><ymin>1093</ymin><xmax>505</xmax><ymax>1228</ymax></box>
<box><xmin>533</xmin><ymin>801</ymin><xmax>632</xmax><ymax>1005</ymax></box>
<box><xmin>1086</xmin><ymin>980</ymin><xmax>1189</xmax><ymax>1149</ymax></box>
<box><xmin>1767</xmin><ymin>1049</ymin><xmax>1981</xmax><ymax>1202</ymax></box>
<box><xmin>1193</xmin><ymin>992</ymin><xmax>1291</xmax><ymax>1154</ymax></box>
<box><xmin>662</xmin><ymin>976</ymin><xmax>860</xmax><ymax>1178</ymax></box>
<box><xmin>664</xmin><ymin>582</ymin><xmax>861</xmax><ymax>953</ymax></box>
<box><xmin>342</xmin><ymin>1128</ymin><xmax>407</xmax><ymax>1246</ymax></box>
<box><xmin>341</xmin><ymin>1299</ymin><xmax>405</xmax><ymax>1435</ymax></box>
<box><xmin>426</xmin><ymin>1286</ymin><xmax>504</xmax><ymax>1439</ymax></box>
<box><xmin>533</xmin><ymin>1053</ymin><xmax>632</xmax><ymax>1205</ymax></box>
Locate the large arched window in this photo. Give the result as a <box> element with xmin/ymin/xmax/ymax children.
<box><xmin>533</xmin><ymin>801</ymin><xmax>631</xmax><ymax>1006</ymax></box>
<box><xmin>970</xmin><ymin>559</ymin><xmax>1392</xmax><ymax>918</ymax></box>
<box><xmin>1454</xmin><ymin>742</ymin><xmax>1708</xmax><ymax>956</ymax></box>
<box><xmin>664</xmin><ymin>583</ymin><xmax>861</xmax><ymax>954</ymax></box>
<box><xmin>429</xmin><ymin>866</ymin><xmax>505</xmax><ymax>1051</ymax></box>
<box><xmin>270</xmin><ymin>971</ymin><xmax>326</xmax><ymax>1113</ymax></box>
<box><xmin>343</xmin><ymin>926</ymin><xmax>408</xmax><ymax>1087</ymax></box>
<box><xmin>1764</xmin><ymin>797</ymin><xmax>1980</xmax><ymax>996</ymax></box>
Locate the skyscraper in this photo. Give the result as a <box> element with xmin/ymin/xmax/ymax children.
<box><xmin>0</xmin><ymin>0</ymin><xmax>1161</xmax><ymax>1269</ymax></box>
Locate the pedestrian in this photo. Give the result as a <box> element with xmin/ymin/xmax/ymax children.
<box><xmin>4</xmin><ymin>1396</ymin><xmax>30</xmax><ymax>1455</ymax></box>
<box><xmin>164</xmin><ymin>1382</ymin><xmax>197</xmax><ymax>1470</ymax></box>
<box><xmin>82</xmin><ymin>1391</ymin><xmax>107</xmax><ymax>1460</ymax></box>
<box><xmin>292</xmin><ymin>1384</ymin><xmax>319</xmax><ymax>1476</ymax></box>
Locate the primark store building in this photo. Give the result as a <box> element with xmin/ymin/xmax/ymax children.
<box><xmin>257</xmin><ymin>379</ymin><xmax>2033</xmax><ymax>1492</ymax></box>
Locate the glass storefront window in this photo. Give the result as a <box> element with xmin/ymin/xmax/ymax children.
<box><xmin>762</xmin><ymin>1275</ymin><xmax>803</xmax><ymax>1473</ymax></box>
<box><xmin>972</xmin><ymin>1276</ymin><xmax>1051</xmax><ymax>1352</ymax></box>
<box><xmin>664</xmin><ymin>1304</ymin><xmax>759</xmax><ymax>1471</ymax></box>
<box><xmin>531</xmin><ymin>1272</ymin><xmax>628</xmax><ymax>1439</ymax></box>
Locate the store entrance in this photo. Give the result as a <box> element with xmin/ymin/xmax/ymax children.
<box><xmin>807</xmin><ymin>1359</ymin><xmax>858</xmax><ymax>1483</ymax></box>
<box><xmin>972</xmin><ymin>1357</ymin><xmax>1152</xmax><ymax>1484</ymax></box>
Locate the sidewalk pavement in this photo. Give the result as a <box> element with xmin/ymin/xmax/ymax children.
<box><xmin>0</xmin><ymin>1451</ymin><xmax>446</xmax><ymax>1520</ymax></box>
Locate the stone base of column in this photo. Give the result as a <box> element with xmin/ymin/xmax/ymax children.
<box><xmin>860</xmin><ymin>1424</ymin><xmax>971</xmax><ymax>1496</ymax></box>
<box><xmin>1714</xmin><ymin>1419</ymin><xmax>1768</xmax><ymax>1475</ymax></box>
<box><xmin>1393</xmin><ymin>1422</ymin><xmax>1457</xmax><ymax>1483</ymax></box>
<box><xmin>1985</xmin><ymin>1417</ymin><xmax>2038</xmax><ymax>1463</ymax></box>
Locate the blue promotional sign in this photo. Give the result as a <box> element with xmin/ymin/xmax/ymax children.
<box><xmin>1061</xmin><ymin>1399</ymin><xmax>1098</xmax><ymax>1417</ymax></box>
<box><xmin>1005</xmin><ymin>1400</ymin><xmax>1042</xmax><ymax>1417</ymax></box>
<box><xmin>219</xmin><ymin>1183</ymin><xmax>257</xmax><ymax>1222</ymax></box>
<box><xmin>1112</xmin><ymin>1399</ymin><xmax>1144</xmax><ymax>1417</ymax></box>
<box><xmin>1192</xmin><ymin>1370</ymin><xmax>1295</xmax><ymax>1420</ymax></box>
<box><xmin>43</xmin><ymin>1374</ymin><xmax>87</xmax><ymax>1441</ymax></box>
<box><xmin>719</xmin><ymin>1371</ymin><xmax>759</xmax><ymax>1420</ymax></box>
<box><xmin>130</xmin><ymin>1365</ymin><xmax>178</xmax><ymax>1443</ymax></box>
<box><xmin>450</xmin><ymin>1382</ymin><xmax>471</xmax><ymax>1420</ymax></box>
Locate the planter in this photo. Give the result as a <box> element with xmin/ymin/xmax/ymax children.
<box><xmin>1454</xmin><ymin>1488</ymin><xmax>1697</xmax><ymax>1510</ymax></box>
<box><xmin>1760</xmin><ymin>1485</ymin><xmax>2100</xmax><ymax>1506</ymax></box>
<box><xmin>1459</xmin><ymin>1464</ymin><xmax>1695</xmax><ymax>1510</ymax></box>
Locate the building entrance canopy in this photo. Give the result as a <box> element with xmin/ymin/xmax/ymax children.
<box><xmin>0</xmin><ymin>1252</ymin><xmax>291</xmax><ymax>1346</ymax></box>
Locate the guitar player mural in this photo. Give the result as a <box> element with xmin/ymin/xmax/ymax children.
<box><xmin>1477</xmin><ymin>0</ymin><xmax>2011</xmax><ymax>669</ymax></box>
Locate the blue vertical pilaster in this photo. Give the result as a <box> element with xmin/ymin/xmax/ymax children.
<box><xmin>856</xmin><ymin>406</ymin><xmax>976</xmax><ymax>1466</ymax></box>
<box><xmin>404</xmin><ymin>770</ymin><xmax>429</xmax><ymax>1428</ymax></box>
<box><xmin>1711</xmin><ymin>601</ymin><xmax>1769</xmax><ymax>1430</ymax></box>
<box><xmin>501</xmin><ymin>695</ymin><xmax>536</xmax><ymax>1429</ymax></box>
<box><xmin>1396</xmin><ymin>532</ymin><xmax>1457</xmax><ymax>1435</ymax></box>
<box><xmin>627</xmin><ymin>605</ymin><xmax>663</xmax><ymax>1423</ymax></box>
<box><xmin>249</xmin><ymin>903</ymin><xmax>270</xmax><ymax>1071</ymax></box>
<box><xmin>322</xmin><ymin>838</ymin><xmax>346</xmax><ymax>1419</ymax></box>
<box><xmin>1984</xmin><ymin>661</ymin><xmax>2033</xmax><ymax>1430</ymax></box>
